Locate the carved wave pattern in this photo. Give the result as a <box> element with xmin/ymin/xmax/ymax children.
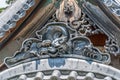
<box><xmin>3</xmin><ymin>0</ymin><xmax>116</xmax><ymax>67</ymax></box>
<box><xmin>4</xmin><ymin>22</ymin><xmax>111</xmax><ymax>67</ymax></box>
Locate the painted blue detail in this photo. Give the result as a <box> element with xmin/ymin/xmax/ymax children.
<box><xmin>35</xmin><ymin>59</ymin><xmax>40</xmax><ymax>70</ymax></box>
<box><xmin>48</xmin><ymin>58</ymin><xmax>66</xmax><ymax>68</ymax></box>
<box><xmin>86</xmin><ymin>59</ymin><xmax>93</xmax><ymax>64</ymax></box>
<box><xmin>23</xmin><ymin>63</ymin><xmax>32</xmax><ymax>71</ymax></box>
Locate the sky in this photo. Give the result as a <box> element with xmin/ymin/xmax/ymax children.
<box><xmin>0</xmin><ymin>0</ymin><xmax>8</xmax><ymax>8</ymax></box>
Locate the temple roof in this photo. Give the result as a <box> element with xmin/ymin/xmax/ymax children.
<box><xmin>0</xmin><ymin>0</ymin><xmax>120</xmax><ymax>79</ymax></box>
<box><xmin>0</xmin><ymin>0</ymin><xmax>41</xmax><ymax>44</ymax></box>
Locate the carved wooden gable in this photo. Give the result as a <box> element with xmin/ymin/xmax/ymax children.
<box><xmin>0</xmin><ymin>0</ymin><xmax>120</xmax><ymax>80</ymax></box>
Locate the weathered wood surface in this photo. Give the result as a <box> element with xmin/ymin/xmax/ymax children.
<box><xmin>0</xmin><ymin>0</ymin><xmax>56</xmax><ymax>63</ymax></box>
<box><xmin>0</xmin><ymin>0</ymin><xmax>41</xmax><ymax>46</ymax></box>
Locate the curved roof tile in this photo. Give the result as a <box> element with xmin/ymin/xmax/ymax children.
<box><xmin>0</xmin><ymin>0</ymin><xmax>35</xmax><ymax>38</ymax></box>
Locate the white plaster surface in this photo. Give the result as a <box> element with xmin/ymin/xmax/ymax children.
<box><xmin>0</xmin><ymin>58</ymin><xmax>120</xmax><ymax>80</ymax></box>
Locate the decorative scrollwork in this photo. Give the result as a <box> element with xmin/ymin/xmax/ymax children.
<box><xmin>56</xmin><ymin>0</ymin><xmax>103</xmax><ymax>36</ymax></box>
<box><xmin>71</xmin><ymin>37</ymin><xmax>91</xmax><ymax>54</ymax></box>
<box><xmin>105</xmin><ymin>38</ymin><xmax>120</xmax><ymax>55</ymax></box>
<box><xmin>77</xmin><ymin>12</ymin><xmax>103</xmax><ymax>36</ymax></box>
<box><xmin>5</xmin><ymin>22</ymin><xmax>111</xmax><ymax>67</ymax></box>
<box><xmin>4</xmin><ymin>0</ymin><xmax>115</xmax><ymax>67</ymax></box>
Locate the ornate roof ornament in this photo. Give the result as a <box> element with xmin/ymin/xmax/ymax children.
<box><xmin>4</xmin><ymin>0</ymin><xmax>112</xmax><ymax>67</ymax></box>
<box><xmin>4</xmin><ymin>22</ymin><xmax>111</xmax><ymax>67</ymax></box>
<box><xmin>1</xmin><ymin>0</ymin><xmax>120</xmax><ymax>80</ymax></box>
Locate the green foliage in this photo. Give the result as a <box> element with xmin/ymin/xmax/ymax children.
<box><xmin>0</xmin><ymin>0</ymin><xmax>16</xmax><ymax>13</ymax></box>
<box><xmin>6</xmin><ymin>0</ymin><xmax>15</xmax><ymax>4</ymax></box>
<box><xmin>0</xmin><ymin>7</ymin><xmax>6</xmax><ymax>13</ymax></box>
